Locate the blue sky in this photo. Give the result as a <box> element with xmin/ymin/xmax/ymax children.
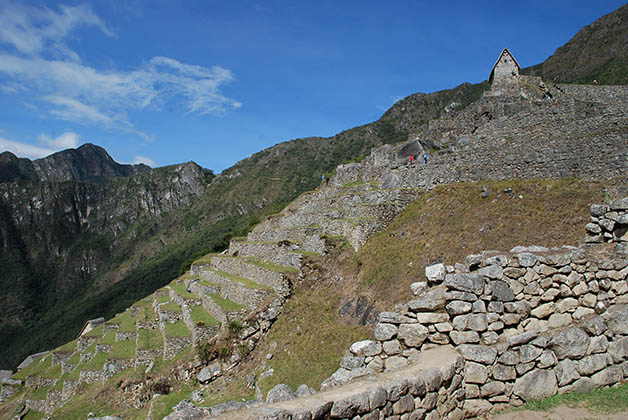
<box><xmin>0</xmin><ymin>1</ymin><xmax>625</xmax><ymax>172</ymax></box>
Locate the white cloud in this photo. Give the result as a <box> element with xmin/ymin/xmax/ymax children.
<box><xmin>0</xmin><ymin>2</ymin><xmax>114</xmax><ymax>57</ymax></box>
<box><xmin>0</xmin><ymin>131</ymin><xmax>82</xmax><ymax>160</ymax></box>
<box><xmin>133</xmin><ymin>155</ymin><xmax>156</xmax><ymax>167</ymax></box>
<box><xmin>0</xmin><ymin>137</ymin><xmax>56</xmax><ymax>159</ymax></box>
<box><xmin>0</xmin><ymin>2</ymin><xmax>240</xmax><ymax>140</ymax></box>
<box><xmin>38</xmin><ymin>131</ymin><xmax>79</xmax><ymax>149</ymax></box>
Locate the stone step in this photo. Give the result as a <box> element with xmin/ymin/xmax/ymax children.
<box><xmin>209</xmin><ymin>256</ymin><xmax>292</xmax><ymax>293</ymax></box>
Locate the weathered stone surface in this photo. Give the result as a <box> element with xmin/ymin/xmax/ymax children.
<box><xmin>478</xmin><ymin>265</ymin><xmax>503</xmax><ymax>280</ymax></box>
<box><xmin>463</xmin><ymin>399</ymin><xmax>492</xmax><ymax>417</ymax></box>
<box><xmin>330</xmin><ymin>390</ymin><xmax>369</xmax><ymax>417</ymax></box>
<box><xmin>538</xmin><ymin>350</ymin><xmax>558</xmax><ymax>368</ymax></box>
<box><xmin>446</xmin><ymin>301</ymin><xmax>472</xmax><ymax>315</ymax></box>
<box><xmin>411</xmin><ymin>282</ymin><xmax>428</xmax><ymax>296</ymax></box>
<box><xmin>531</xmin><ymin>303</ymin><xmax>554</xmax><ymax>319</ymax></box>
<box><xmin>513</xmin><ymin>370</ymin><xmax>558</xmax><ymax>402</ymax></box>
<box><xmin>507</xmin><ymin>331</ymin><xmax>537</xmax><ymax>347</ymax></box>
<box><xmin>481</xmin><ymin>381</ymin><xmax>506</xmax><ymax>398</ymax></box>
<box><xmin>392</xmin><ymin>394</ymin><xmax>415</xmax><ymax>414</ymax></box>
<box><xmin>457</xmin><ymin>344</ymin><xmax>497</xmax><ymax>364</ymax></box>
<box><xmin>368</xmin><ymin>387</ymin><xmax>387</xmax><ymax>410</ymax></box>
<box><xmin>450</xmin><ymin>331</ymin><xmax>480</xmax><ymax>345</ymax></box>
<box><xmin>350</xmin><ymin>340</ymin><xmax>383</xmax><ymax>357</ymax></box>
<box><xmin>417</xmin><ymin>368</ymin><xmax>442</xmax><ymax>392</ymax></box>
<box><xmin>425</xmin><ymin>263</ymin><xmax>446</xmax><ymax>283</ymax></box>
<box><xmin>591</xmin><ymin>365</ymin><xmax>624</xmax><ymax>387</ymax></box>
<box><xmin>386</xmin><ymin>356</ymin><xmax>409</xmax><ymax>371</ymax></box>
<box><xmin>499</xmin><ymin>351</ymin><xmax>519</xmax><ymax>366</ymax></box>
<box><xmin>464</xmin><ymin>362</ymin><xmax>488</xmax><ymax>384</ymax></box>
<box><xmin>492</xmin><ymin>364</ymin><xmax>516</xmax><ymax>381</ymax></box>
<box><xmin>519</xmin><ymin>345</ymin><xmax>543</xmax><ymax>364</ymax></box>
<box><xmin>374</xmin><ymin>323</ymin><xmax>398</xmax><ymax>341</ymax></box>
<box><xmin>610</xmin><ymin>197</ymin><xmax>628</xmax><ymax>211</ymax></box>
<box><xmin>577</xmin><ymin>354</ymin><xmax>609</xmax><ymax>376</ymax></box>
<box><xmin>492</xmin><ymin>281</ymin><xmax>515</xmax><ymax>302</ymax></box>
<box><xmin>609</xmin><ymin>337</ymin><xmax>628</xmax><ymax>363</ymax></box>
<box><xmin>549</xmin><ymin>328</ymin><xmax>590</xmax><ymax>359</ymax></box>
<box><xmin>444</xmin><ymin>273</ymin><xmax>484</xmax><ymax>295</ymax></box>
<box><xmin>408</xmin><ymin>289</ymin><xmax>446</xmax><ymax>312</ymax></box>
<box><xmin>383</xmin><ymin>340</ymin><xmax>402</xmax><ymax>356</ymax></box>
<box><xmin>415</xmin><ymin>313</ymin><xmax>450</xmax><ymax>324</ymax></box>
<box><xmin>266</xmin><ymin>384</ymin><xmax>296</xmax><ymax>403</ymax></box>
<box><xmin>398</xmin><ymin>324</ymin><xmax>429</xmax><ymax>347</ymax></box>
<box><xmin>197</xmin><ymin>362</ymin><xmax>221</xmax><ymax>383</ymax></box>
<box><xmin>555</xmin><ymin>359</ymin><xmax>580</xmax><ymax>386</ymax></box>
<box><xmin>604</xmin><ymin>304</ymin><xmax>628</xmax><ymax>335</ymax></box>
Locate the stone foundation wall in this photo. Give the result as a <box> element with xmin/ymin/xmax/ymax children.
<box><xmin>51</xmin><ymin>352</ymin><xmax>72</xmax><ymax>366</ymax></box>
<box><xmin>163</xmin><ymin>335</ymin><xmax>193</xmax><ymax>360</ymax></box>
<box><xmin>79</xmin><ymin>370</ymin><xmax>105</xmax><ymax>384</ymax></box>
<box><xmin>210</xmin><ymin>257</ymin><xmax>286</xmax><ymax>291</ymax></box>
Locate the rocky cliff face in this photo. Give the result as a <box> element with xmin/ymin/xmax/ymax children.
<box><xmin>0</xmin><ymin>154</ymin><xmax>214</xmax><ymax>369</ymax></box>
<box><xmin>0</xmin><ymin>144</ymin><xmax>150</xmax><ymax>184</ymax></box>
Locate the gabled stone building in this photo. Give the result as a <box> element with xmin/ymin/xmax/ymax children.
<box><xmin>489</xmin><ymin>47</ymin><xmax>520</xmax><ymax>84</ymax></box>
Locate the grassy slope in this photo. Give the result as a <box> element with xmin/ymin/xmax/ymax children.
<box><xmin>355</xmin><ymin>178</ymin><xmax>609</xmax><ymax>306</ymax></box>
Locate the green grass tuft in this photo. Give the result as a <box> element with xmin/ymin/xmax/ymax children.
<box><xmin>109</xmin><ymin>339</ymin><xmax>135</xmax><ymax>360</ymax></box>
<box><xmin>190</xmin><ymin>305</ymin><xmax>220</xmax><ymax>326</ymax></box>
<box><xmin>164</xmin><ymin>321</ymin><xmax>191</xmax><ymax>338</ymax></box>
<box><xmin>209</xmin><ymin>294</ymin><xmax>245</xmax><ymax>312</ymax></box>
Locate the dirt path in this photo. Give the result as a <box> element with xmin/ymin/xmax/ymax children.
<box><xmin>485</xmin><ymin>405</ymin><xmax>628</xmax><ymax>420</ymax></box>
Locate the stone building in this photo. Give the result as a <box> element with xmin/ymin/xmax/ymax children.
<box><xmin>489</xmin><ymin>48</ymin><xmax>520</xmax><ymax>84</ymax></box>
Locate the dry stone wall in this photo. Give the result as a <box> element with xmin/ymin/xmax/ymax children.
<box><xmin>324</xmin><ymin>201</ymin><xmax>628</xmax><ymax>418</ymax></box>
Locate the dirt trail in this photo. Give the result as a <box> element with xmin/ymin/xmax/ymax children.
<box><xmin>485</xmin><ymin>405</ymin><xmax>628</xmax><ymax>420</ymax></box>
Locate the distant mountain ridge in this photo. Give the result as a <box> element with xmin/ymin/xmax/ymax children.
<box><xmin>0</xmin><ymin>143</ymin><xmax>150</xmax><ymax>184</ymax></box>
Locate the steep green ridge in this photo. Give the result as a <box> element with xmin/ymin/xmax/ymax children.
<box><xmin>0</xmin><ymin>81</ymin><xmax>485</xmax><ymax>370</ymax></box>
<box><xmin>3</xmin><ymin>2</ymin><xmax>628</xmax><ymax>371</ymax></box>
<box><xmin>522</xmin><ymin>4</ymin><xmax>628</xmax><ymax>84</ymax></box>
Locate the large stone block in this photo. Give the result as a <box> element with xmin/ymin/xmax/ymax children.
<box><xmin>457</xmin><ymin>344</ymin><xmax>497</xmax><ymax>365</ymax></box>
<box><xmin>398</xmin><ymin>324</ymin><xmax>429</xmax><ymax>347</ymax></box>
<box><xmin>513</xmin><ymin>369</ymin><xmax>557</xmax><ymax>401</ymax></box>
<box><xmin>549</xmin><ymin>328</ymin><xmax>590</xmax><ymax>359</ymax></box>
<box><xmin>444</xmin><ymin>273</ymin><xmax>484</xmax><ymax>295</ymax></box>
<box><xmin>604</xmin><ymin>304</ymin><xmax>628</xmax><ymax>335</ymax></box>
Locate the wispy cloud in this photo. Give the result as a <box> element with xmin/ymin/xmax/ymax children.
<box><xmin>0</xmin><ymin>131</ymin><xmax>81</xmax><ymax>159</ymax></box>
<box><xmin>133</xmin><ymin>155</ymin><xmax>156</xmax><ymax>167</ymax></box>
<box><xmin>0</xmin><ymin>2</ymin><xmax>241</xmax><ymax>140</ymax></box>
<box><xmin>38</xmin><ymin>131</ymin><xmax>79</xmax><ymax>149</ymax></box>
<box><xmin>0</xmin><ymin>2</ymin><xmax>114</xmax><ymax>58</ymax></box>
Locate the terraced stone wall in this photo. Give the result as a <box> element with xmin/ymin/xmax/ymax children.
<box><xmin>325</xmin><ymin>199</ymin><xmax>628</xmax><ymax>418</ymax></box>
<box><xmin>332</xmin><ymin>84</ymin><xmax>628</xmax><ymax>192</ymax></box>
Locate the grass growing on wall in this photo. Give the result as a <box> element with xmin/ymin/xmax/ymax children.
<box><xmin>518</xmin><ymin>382</ymin><xmax>628</xmax><ymax>413</ymax></box>
<box><xmin>355</xmin><ymin>178</ymin><xmax>607</xmax><ymax>305</ymax></box>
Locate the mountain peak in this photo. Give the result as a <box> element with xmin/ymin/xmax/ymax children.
<box><xmin>0</xmin><ymin>143</ymin><xmax>150</xmax><ymax>184</ymax></box>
